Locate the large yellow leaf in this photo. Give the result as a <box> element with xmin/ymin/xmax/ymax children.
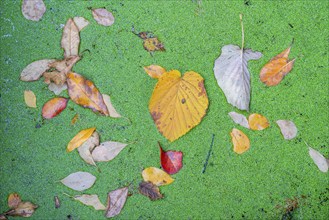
<box><xmin>67</xmin><ymin>127</ymin><xmax>96</xmax><ymax>152</ymax></box>
<box><xmin>142</xmin><ymin>167</ymin><xmax>174</xmax><ymax>186</ymax></box>
<box><xmin>149</xmin><ymin>70</ymin><xmax>208</xmax><ymax>142</ymax></box>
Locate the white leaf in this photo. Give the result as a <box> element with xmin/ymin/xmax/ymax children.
<box><xmin>308</xmin><ymin>147</ymin><xmax>329</xmax><ymax>172</ymax></box>
<box><xmin>213</xmin><ymin>45</ymin><xmax>262</xmax><ymax>110</ymax></box>
<box><xmin>61</xmin><ymin>172</ymin><xmax>96</xmax><ymax>191</ymax></box>
<box><xmin>20</xmin><ymin>59</ymin><xmax>56</xmax><ymax>81</ymax></box>
<box><xmin>48</xmin><ymin>83</ymin><xmax>67</xmax><ymax>95</ymax></box>
<box><xmin>92</xmin><ymin>141</ymin><xmax>128</xmax><ymax>162</ymax></box>
<box><xmin>77</xmin><ymin>131</ymin><xmax>99</xmax><ymax>166</ymax></box>
<box><xmin>102</xmin><ymin>94</ymin><xmax>121</xmax><ymax>118</ymax></box>
<box><xmin>92</xmin><ymin>8</ymin><xmax>115</xmax><ymax>26</ymax></box>
<box><xmin>61</xmin><ymin>18</ymin><xmax>80</xmax><ymax>58</ymax></box>
<box><xmin>74</xmin><ymin>194</ymin><xmax>106</xmax><ymax>210</ymax></box>
<box><xmin>105</xmin><ymin>187</ymin><xmax>128</xmax><ymax>218</ymax></box>
<box><xmin>73</xmin><ymin>17</ymin><xmax>89</xmax><ymax>31</ymax></box>
<box><xmin>276</xmin><ymin>120</ymin><xmax>297</xmax><ymax>140</ymax></box>
<box><xmin>22</xmin><ymin>0</ymin><xmax>46</xmax><ymax>21</ymax></box>
<box><xmin>228</xmin><ymin>111</ymin><xmax>249</xmax><ymax>129</ymax></box>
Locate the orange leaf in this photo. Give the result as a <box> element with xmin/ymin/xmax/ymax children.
<box><xmin>260</xmin><ymin>45</ymin><xmax>295</xmax><ymax>86</ymax></box>
<box><xmin>248</xmin><ymin>113</ymin><xmax>270</xmax><ymax>130</ymax></box>
<box><xmin>67</xmin><ymin>127</ymin><xmax>96</xmax><ymax>152</ymax></box>
<box><xmin>67</xmin><ymin>72</ymin><xmax>109</xmax><ymax>115</ymax></box>
<box><xmin>230</xmin><ymin>128</ymin><xmax>250</xmax><ymax>154</ymax></box>
<box><xmin>143</xmin><ymin>65</ymin><xmax>166</xmax><ymax>79</ymax></box>
<box><xmin>149</xmin><ymin>70</ymin><xmax>208</xmax><ymax>142</ymax></box>
<box><xmin>42</xmin><ymin>97</ymin><xmax>68</xmax><ymax>119</ymax></box>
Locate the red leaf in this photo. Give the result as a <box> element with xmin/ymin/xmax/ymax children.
<box><xmin>42</xmin><ymin>97</ymin><xmax>68</xmax><ymax>119</ymax></box>
<box><xmin>159</xmin><ymin>142</ymin><xmax>183</xmax><ymax>175</ymax></box>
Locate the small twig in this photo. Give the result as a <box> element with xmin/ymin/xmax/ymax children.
<box><xmin>202</xmin><ymin>134</ymin><xmax>215</xmax><ymax>174</ymax></box>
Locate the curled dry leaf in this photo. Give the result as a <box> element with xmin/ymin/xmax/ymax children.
<box><xmin>308</xmin><ymin>147</ymin><xmax>329</xmax><ymax>173</ymax></box>
<box><xmin>24</xmin><ymin>90</ymin><xmax>37</xmax><ymax>108</ymax></box>
<box><xmin>67</xmin><ymin>72</ymin><xmax>109</xmax><ymax>116</ymax></box>
<box><xmin>149</xmin><ymin>70</ymin><xmax>208</xmax><ymax>142</ymax></box>
<box><xmin>67</xmin><ymin>127</ymin><xmax>96</xmax><ymax>152</ymax></box>
<box><xmin>61</xmin><ymin>18</ymin><xmax>80</xmax><ymax>58</ymax></box>
<box><xmin>73</xmin><ymin>17</ymin><xmax>89</xmax><ymax>31</ymax></box>
<box><xmin>77</xmin><ymin>131</ymin><xmax>99</xmax><ymax>166</ymax></box>
<box><xmin>48</xmin><ymin>83</ymin><xmax>68</xmax><ymax>95</ymax></box>
<box><xmin>61</xmin><ymin>171</ymin><xmax>96</xmax><ymax>191</ymax></box>
<box><xmin>22</xmin><ymin>0</ymin><xmax>46</xmax><ymax>21</ymax></box>
<box><xmin>159</xmin><ymin>143</ymin><xmax>183</xmax><ymax>175</ymax></box>
<box><xmin>43</xmin><ymin>71</ymin><xmax>66</xmax><ymax>85</ymax></box>
<box><xmin>139</xmin><ymin>181</ymin><xmax>163</xmax><ymax>201</ymax></box>
<box><xmin>102</xmin><ymin>94</ymin><xmax>121</xmax><ymax>118</ymax></box>
<box><xmin>230</xmin><ymin>128</ymin><xmax>250</xmax><ymax>154</ymax></box>
<box><xmin>105</xmin><ymin>187</ymin><xmax>128</xmax><ymax>218</ymax></box>
<box><xmin>20</xmin><ymin>59</ymin><xmax>55</xmax><ymax>81</ymax></box>
<box><xmin>143</xmin><ymin>65</ymin><xmax>167</xmax><ymax>79</ymax></box>
<box><xmin>8</xmin><ymin>193</ymin><xmax>21</xmax><ymax>208</ymax></box>
<box><xmin>228</xmin><ymin>112</ymin><xmax>249</xmax><ymax>129</ymax></box>
<box><xmin>276</xmin><ymin>120</ymin><xmax>297</xmax><ymax>140</ymax></box>
<box><xmin>48</xmin><ymin>56</ymin><xmax>80</xmax><ymax>76</ymax></box>
<box><xmin>260</xmin><ymin>44</ymin><xmax>295</xmax><ymax>86</ymax></box>
<box><xmin>92</xmin><ymin>8</ymin><xmax>115</xmax><ymax>26</ymax></box>
<box><xmin>74</xmin><ymin>194</ymin><xmax>106</xmax><ymax>210</ymax></box>
<box><xmin>91</xmin><ymin>141</ymin><xmax>128</xmax><ymax>162</ymax></box>
<box><xmin>248</xmin><ymin>113</ymin><xmax>270</xmax><ymax>130</ymax></box>
<box><xmin>42</xmin><ymin>97</ymin><xmax>68</xmax><ymax>119</ymax></box>
<box><xmin>142</xmin><ymin>167</ymin><xmax>174</xmax><ymax>186</ymax></box>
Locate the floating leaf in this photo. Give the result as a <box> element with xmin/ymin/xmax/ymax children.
<box><xmin>77</xmin><ymin>131</ymin><xmax>99</xmax><ymax>166</ymax></box>
<box><xmin>43</xmin><ymin>71</ymin><xmax>66</xmax><ymax>85</ymax></box>
<box><xmin>73</xmin><ymin>17</ymin><xmax>89</xmax><ymax>31</ymax></box>
<box><xmin>248</xmin><ymin>113</ymin><xmax>269</xmax><ymax>130</ymax></box>
<box><xmin>260</xmin><ymin>44</ymin><xmax>295</xmax><ymax>86</ymax></box>
<box><xmin>230</xmin><ymin>128</ymin><xmax>250</xmax><ymax>154</ymax></box>
<box><xmin>61</xmin><ymin>18</ymin><xmax>80</xmax><ymax>58</ymax></box>
<box><xmin>143</xmin><ymin>38</ymin><xmax>165</xmax><ymax>52</ymax></box>
<box><xmin>142</xmin><ymin>167</ymin><xmax>174</xmax><ymax>186</ymax></box>
<box><xmin>228</xmin><ymin>112</ymin><xmax>249</xmax><ymax>129</ymax></box>
<box><xmin>102</xmin><ymin>94</ymin><xmax>121</xmax><ymax>118</ymax></box>
<box><xmin>71</xmin><ymin>113</ymin><xmax>79</xmax><ymax>125</ymax></box>
<box><xmin>276</xmin><ymin>120</ymin><xmax>297</xmax><ymax>140</ymax></box>
<box><xmin>61</xmin><ymin>171</ymin><xmax>96</xmax><ymax>191</ymax></box>
<box><xmin>9</xmin><ymin>201</ymin><xmax>38</xmax><ymax>217</ymax></box>
<box><xmin>42</xmin><ymin>97</ymin><xmax>68</xmax><ymax>119</ymax></box>
<box><xmin>91</xmin><ymin>141</ymin><xmax>128</xmax><ymax>162</ymax></box>
<box><xmin>74</xmin><ymin>194</ymin><xmax>106</xmax><ymax>210</ymax></box>
<box><xmin>54</xmin><ymin>196</ymin><xmax>60</xmax><ymax>209</ymax></box>
<box><xmin>149</xmin><ymin>70</ymin><xmax>208</xmax><ymax>142</ymax></box>
<box><xmin>105</xmin><ymin>187</ymin><xmax>128</xmax><ymax>218</ymax></box>
<box><xmin>67</xmin><ymin>72</ymin><xmax>109</xmax><ymax>116</ymax></box>
<box><xmin>92</xmin><ymin>8</ymin><xmax>115</xmax><ymax>26</ymax></box>
<box><xmin>159</xmin><ymin>143</ymin><xmax>183</xmax><ymax>175</ymax></box>
<box><xmin>139</xmin><ymin>181</ymin><xmax>163</xmax><ymax>201</ymax></box>
<box><xmin>24</xmin><ymin>90</ymin><xmax>37</xmax><ymax>108</ymax></box>
<box><xmin>143</xmin><ymin>65</ymin><xmax>166</xmax><ymax>79</ymax></box>
<box><xmin>48</xmin><ymin>83</ymin><xmax>67</xmax><ymax>95</ymax></box>
<box><xmin>308</xmin><ymin>147</ymin><xmax>329</xmax><ymax>173</ymax></box>
<box><xmin>67</xmin><ymin>127</ymin><xmax>96</xmax><ymax>152</ymax></box>
<box><xmin>48</xmin><ymin>56</ymin><xmax>80</xmax><ymax>77</ymax></box>
<box><xmin>20</xmin><ymin>59</ymin><xmax>55</xmax><ymax>81</ymax></box>
<box><xmin>22</xmin><ymin>0</ymin><xmax>46</xmax><ymax>21</ymax></box>
<box><xmin>8</xmin><ymin>193</ymin><xmax>21</xmax><ymax>209</ymax></box>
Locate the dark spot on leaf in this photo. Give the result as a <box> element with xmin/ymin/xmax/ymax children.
<box><xmin>181</xmin><ymin>98</ymin><xmax>186</xmax><ymax>104</ymax></box>
<box><xmin>198</xmin><ymin>81</ymin><xmax>206</xmax><ymax>97</ymax></box>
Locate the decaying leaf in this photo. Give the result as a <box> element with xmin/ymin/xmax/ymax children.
<box><xmin>102</xmin><ymin>94</ymin><xmax>121</xmax><ymax>118</ymax></box>
<box><xmin>105</xmin><ymin>187</ymin><xmax>128</xmax><ymax>218</ymax></box>
<box><xmin>248</xmin><ymin>113</ymin><xmax>270</xmax><ymax>130</ymax></box>
<box><xmin>92</xmin><ymin>8</ymin><xmax>115</xmax><ymax>26</ymax></box>
<box><xmin>149</xmin><ymin>70</ymin><xmax>208</xmax><ymax>142</ymax></box>
<box><xmin>54</xmin><ymin>196</ymin><xmax>60</xmax><ymax>209</ymax></box>
<box><xmin>67</xmin><ymin>127</ymin><xmax>96</xmax><ymax>152</ymax></box>
<box><xmin>71</xmin><ymin>113</ymin><xmax>79</xmax><ymax>125</ymax></box>
<box><xmin>260</xmin><ymin>44</ymin><xmax>295</xmax><ymax>86</ymax></box>
<box><xmin>143</xmin><ymin>38</ymin><xmax>165</xmax><ymax>52</ymax></box>
<box><xmin>20</xmin><ymin>59</ymin><xmax>56</xmax><ymax>81</ymax></box>
<box><xmin>67</xmin><ymin>72</ymin><xmax>109</xmax><ymax>116</ymax></box>
<box><xmin>43</xmin><ymin>71</ymin><xmax>66</xmax><ymax>85</ymax></box>
<box><xmin>230</xmin><ymin>128</ymin><xmax>250</xmax><ymax>154</ymax></box>
<box><xmin>159</xmin><ymin>143</ymin><xmax>183</xmax><ymax>175</ymax></box>
<box><xmin>42</xmin><ymin>97</ymin><xmax>68</xmax><ymax>119</ymax></box>
<box><xmin>276</xmin><ymin>120</ymin><xmax>297</xmax><ymax>140</ymax></box>
<box><xmin>74</xmin><ymin>194</ymin><xmax>106</xmax><ymax>210</ymax></box>
<box><xmin>8</xmin><ymin>193</ymin><xmax>21</xmax><ymax>208</ymax></box>
<box><xmin>143</xmin><ymin>65</ymin><xmax>167</xmax><ymax>79</ymax></box>
<box><xmin>61</xmin><ymin>18</ymin><xmax>80</xmax><ymax>58</ymax></box>
<box><xmin>308</xmin><ymin>146</ymin><xmax>329</xmax><ymax>173</ymax></box>
<box><xmin>48</xmin><ymin>83</ymin><xmax>68</xmax><ymax>95</ymax></box>
<box><xmin>48</xmin><ymin>56</ymin><xmax>80</xmax><ymax>76</ymax></box>
<box><xmin>73</xmin><ymin>17</ymin><xmax>89</xmax><ymax>31</ymax></box>
<box><xmin>24</xmin><ymin>90</ymin><xmax>37</xmax><ymax>108</ymax></box>
<box><xmin>139</xmin><ymin>181</ymin><xmax>163</xmax><ymax>201</ymax></box>
<box><xmin>228</xmin><ymin>112</ymin><xmax>249</xmax><ymax>129</ymax></box>
<box><xmin>61</xmin><ymin>171</ymin><xmax>96</xmax><ymax>191</ymax></box>
<box><xmin>91</xmin><ymin>141</ymin><xmax>128</xmax><ymax>162</ymax></box>
<box><xmin>142</xmin><ymin>167</ymin><xmax>174</xmax><ymax>186</ymax></box>
<box><xmin>22</xmin><ymin>0</ymin><xmax>46</xmax><ymax>21</ymax></box>
<box><xmin>8</xmin><ymin>201</ymin><xmax>38</xmax><ymax>217</ymax></box>
<box><xmin>77</xmin><ymin>131</ymin><xmax>99</xmax><ymax>166</ymax></box>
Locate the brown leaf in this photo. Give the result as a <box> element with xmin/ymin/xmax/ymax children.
<box><xmin>102</xmin><ymin>94</ymin><xmax>121</xmax><ymax>118</ymax></box>
<box><xmin>73</xmin><ymin>17</ymin><xmax>89</xmax><ymax>31</ymax></box>
<box><xmin>42</xmin><ymin>97</ymin><xmax>68</xmax><ymax>119</ymax></box>
<box><xmin>92</xmin><ymin>8</ymin><xmax>115</xmax><ymax>26</ymax></box>
<box><xmin>230</xmin><ymin>128</ymin><xmax>250</xmax><ymax>154</ymax></box>
<box><xmin>8</xmin><ymin>193</ymin><xmax>21</xmax><ymax>208</ymax></box>
<box><xmin>71</xmin><ymin>113</ymin><xmax>79</xmax><ymax>125</ymax></box>
<box><xmin>67</xmin><ymin>72</ymin><xmax>109</xmax><ymax>115</ymax></box>
<box><xmin>8</xmin><ymin>201</ymin><xmax>38</xmax><ymax>217</ymax></box>
<box><xmin>48</xmin><ymin>56</ymin><xmax>80</xmax><ymax>75</ymax></box>
<box><xmin>43</xmin><ymin>71</ymin><xmax>66</xmax><ymax>85</ymax></box>
<box><xmin>138</xmin><ymin>181</ymin><xmax>163</xmax><ymax>201</ymax></box>
<box><xmin>105</xmin><ymin>187</ymin><xmax>128</xmax><ymax>218</ymax></box>
<box><xmin>61</xmin><ymin>18</ymin><xmax>80</xmax><ymax>58</ymax></box>
<box><xmin>20</xmin><ymin>59</ymin><xmax>56</xmax><ymax>81</ymax></box>
<box><xmin>22</xmin><ymin>0</ymin><xmax>46</xmax><ymax>21</ymax></box>
<box><xmin>143</xmin><ymin>65</ymin><xmax>167</xmax><ymax>79</ymax></box>
<box><xmin>77</xmin><ymin>131</ymin><xmax>99</xmax><ymax>166</ymax></box>
<box><xmin>143</xmin><ymin>37</ymin><xmax>165</xmax><ymax>52</ymax></box>
<box><xmin>24</xmin><ymin>90</ymin><xmax>37</xmax><ymax>108</ymax></box>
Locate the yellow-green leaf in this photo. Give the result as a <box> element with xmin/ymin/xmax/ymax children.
<box><xmin>142</xmin><ymin>167</ymin><xmax>174</xmax><ymax>186</ymax></box>
<box><xmin>67</xmin><ymin>127</ymin><xmax>96</xmax><ymax>152</ymax></box>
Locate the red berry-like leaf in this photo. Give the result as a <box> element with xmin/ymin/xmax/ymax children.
<box><xmin>159</xmin><ymin>142</ymin><xmax>183</xmax><ymax>175</ymax></box>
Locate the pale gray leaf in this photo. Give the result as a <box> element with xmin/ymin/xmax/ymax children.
<box><xmin>61</xmin><ymin>18</ymin><xmax>80</xmax><ymax>58</ymax></box>
<box><xmin>73</xmin><ymin>17</ymin><xmax>89</xmax><ymax>31</ymax></box>
<box><xmin>48</xmin><ymin>83</ymin><xmax>67</xmax><ymax>95</ymax></box>
<box><xmin>22</xmin><ymin>0</ymin><xmax>46</xmax><ymax>21</ymax></box>
<box><xmin>74</xmin><ymin>194</ymin><xmax>106</xmax><ymax>210</ymax></box>
<box><xmin>228</xmin><ymin>111</ymin><xmax>249</xmax><ymax>128</ymax></box>
<box><xmin>61</xmin><ymin>171</ymin><xmax>96</xmax><ymax>191</ymax></box>
<box><xmin>308</xmin><ymin>147</ymin><xmax>329</xmax><ymax>173</ymax></box>
<box><xmin>92</xmin><ymin>8</ymin><xmax>115</xmax><ymax>26</ymax></box>
<box><xmin>276</xmin><ymin>120</ymin><xmax>297</xmax><ymax>140</ymax></box>
<box><xmin>102</xmin><ymin>94</ymin><xmax>121</xmax><ymax>118</ymax></box>
<box><xmin>20</xmin><ymin>59</ymin><xmax>56</xmax><ymax>81</ymax></box>
<box><xmin>77</xmin><ymin>131</ymin><xmax>99</xmax><ymax>166</ymax></box>
<box><xmin>105</xmin><ymin>187</ymin><xmax>128</xmax><ymax>218</ymax></box>
<box><xmin>92</xmin><ymin>141</ymin><xmax>128</xmax><ymax>162</ymax></box>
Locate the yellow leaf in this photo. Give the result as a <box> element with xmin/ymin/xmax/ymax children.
<box><xmin>143</xmin><ymin>65</ymin><xmax>166</xmax><ymax>79</ymax></box>
<box><xmin>142</xmin><ymin>167</ymin><xmax>174</xmax><ymax>186</ymax></box>
<box><xmin>149</xmin><ymin>70</ymin><xmax>208</xmax><ymax>142</ymax></box>
<box><xmin>67</xmin><ymin>127</ymin><xmax>96</xmax><ymax>152</ymax></box>
<box><xmin>248</xmin><ymin>113</ymin><xmax>270</xmax><ymax>130</ymax></box>
<box><xmin>24</xmin><ymin>90</ymin><xmax>36</xmax><ymax>108</ymax></box>
<box><xmin>230</xmin><ymin>128</ymin><xmax>250</xmax><ymax>154</ymax></box>
<box><xmin>8</xmin><ymin>193</ymin><xmax>21</xmax><ymax>208</ymax></box>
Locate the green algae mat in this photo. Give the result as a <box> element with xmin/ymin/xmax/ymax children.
<box><xmin>1</xmin><ymin>0</ymin><xmax>328</xmax><ymax>219</ymax></box>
